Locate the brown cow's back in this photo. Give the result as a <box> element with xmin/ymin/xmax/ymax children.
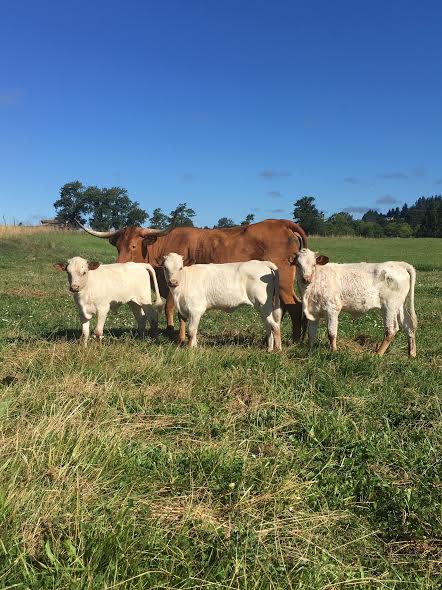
<box><xmin>110</xmin><ymin>219</ymin><xmax>307</xmax><ymax>341</ymax></box>
<box><xmin>145</xmin><ymin>219</ymin><xmax>306</xmax><ymax>266</ymax></box>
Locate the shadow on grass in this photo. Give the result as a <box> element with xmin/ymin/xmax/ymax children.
<box><xmin>201</xmin><ymin>332</ymin><xmax>263</xmax><ymax>348</ymax></box>
<box><xmin>41</xmin><ymin>326</ymin><xmax>180</xmax><ymax>343</ymax></box>
<box><xmin>353</xmin><ymin>333</ymin><xmax>378</xmax><ymax>348</ymax></box>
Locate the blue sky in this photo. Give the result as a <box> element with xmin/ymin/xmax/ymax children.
<box><xmin>1</xmin><ymin>0</ymin><xmax>441</xmax><ymax>226</ymax></box>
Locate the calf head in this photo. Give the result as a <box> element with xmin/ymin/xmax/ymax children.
<box><xmin>162</xmin><ymin>252</ymin><xmax>184</xmax><ymax>288</ymax></box>
<box><xmin>295</xmin><ymin>249</ymin><xmax>329</xmax><ymax>285</ymax></box>
<box><xmin>54</xmin><ymin>256</ymin><xmax>100</xmax><ymax>293</ymax></box>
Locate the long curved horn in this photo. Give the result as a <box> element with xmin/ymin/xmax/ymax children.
<box><xmin>138</xmin><ymin>225</ymin><xmax>174</xmax><ymax>238</ymax></box>
<box><xmin>76</xmin><ymin>219</ymin><xmax>123</xmax><ymax>239</ymax></box>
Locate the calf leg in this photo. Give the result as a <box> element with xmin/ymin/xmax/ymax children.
<box><xmin>377</xmin><ymin>308</ymin><xmax>398</xmax><ymax>356</ymax></box>
<box><xmin>165</xmin><ymin>292</ymin><xmax>175</xmax><ymax>332</ymax></box>
<box><xmin>273</xmin><ymin>323</ymin><xmax>282</xmax><ymax>351</ymax></box>
<box><xmin>308</xmin><ymin>319</ymin><xmax>319</xmax><ymax>349</ymax></box>
<box><xmin>94</xmin><ymin>305</ymin><xmax>109</xmax><ymax>342</ymax></box>
<box><xmin>398</xmin><ymin>305</ymin><xmax>417</xmax><ymax>358</ymax></box>
<box><xmin>129</xmin><ymin>302</ymin><xmax>147</xmax><ymax>337</ymax></box>
<box><xmin>142</xmin><ymin>304</ymin><xmax>159</xmax><ymax>337</ymax></box>
<box><xmin>178</xmin><ymin>318</ymin><xmax>186</xmax><ymax>345</ymax></box>
<box><xmin>259</xmin><ymin>306</ymin><xmax>281</xmax><ymax>352</ymax></box>
<box><xmin>155</xmin><ymin>270</ymin><xmax>175</xmax><ymax>332</ymax></box>
<box><xmin>80</xmin><ymin>315</ymin><xmax>90</xmax><ymax>347</ymax></box>
<box><xmin>327</xmin><ymin>313</ymin><xmax>339</xmax><ymax>352</ymax></box>
<box><xmin>187</xmin><ymin>314</ymin><xmax>201</xmax><ymax>348</ymax></box>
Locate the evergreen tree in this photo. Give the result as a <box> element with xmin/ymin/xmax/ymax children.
<box><xmin>362</xmin><ymin>209</ymin><xmax>386</xmax><ymax>224</ymax></box>
<box><xmin>240</xmin><ymin>213</ymin><xmax>255</xmax><ymax>225</ymax></box>
<box><xmin>150</xmin><ymin>208</ymin><xmax>169</xmax><ymax>229</ymax></box>
<box><xmin>293</xmin><ymin>196</ymin><xmax>324</xmax><ymax>234</ymax></box>
<box><xmin>414</xmin><ymin>197</ymin><xmax>442</xmax><ymax>237</ymax></box>
<box><xmin>167</xmin><ymin>203</ymin><xmax>196</xmax><ymax>227</ymax></box>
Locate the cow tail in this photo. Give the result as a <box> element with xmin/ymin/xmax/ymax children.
<box><xmin>285</xmin><ymin>220</ymin><xmax>308</xmax><ymax>250</ymax></box>
<box><xmin>145</xmin><ymin>264</ymin><xmax>165</xmax><ymax>310</ymax></box>
<box><xmin>404</xmin><ymin>263</ymin><xmax>417</xmax><ymax>330</ymax></box>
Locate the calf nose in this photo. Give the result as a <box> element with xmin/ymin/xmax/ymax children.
<box><xmin>70</xmin><ymin>284</ymin><xmax>80</xmax><ymax>292</ymax></box>
<box><xmin>168</xmin><ymin>279</ymin><xmax>178</xmax><ymax>288</ymax></box>
<box><xmin>303</xmin><ymin>275</ymin><xmax>312</xmax><ymax>284</ymax></box>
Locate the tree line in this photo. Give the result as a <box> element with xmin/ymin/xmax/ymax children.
<box><xmin>54</xmin><ymin>181</ymin><xmax>442</xmax><ymax>237</ymax></box>
<box><xmin>293</xmin><ymin>196</ymin><xmax>442</xmax><ymax>238</ymax></box>
<box><xmin>54</xmin><ymin>181</ymin><xmax>256</xmax><ymax>229</ymax></box>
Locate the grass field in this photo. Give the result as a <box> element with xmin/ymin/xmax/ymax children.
<box><xmin>0</xmin><ymin>230</ymin><xmax>441</xmax><ymax>589</ymax></box>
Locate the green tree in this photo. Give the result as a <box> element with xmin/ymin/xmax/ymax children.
<box><xmin>324</xmin><ymin>212</ymin><xmax>355</xmax><ymax>236</ymax></box>
<box><xmin>240</xmin><ymin>213</ymin><xmax>255</xmax><ymax>226</ymax></box>
<box><xmin>384</xmin><ymin>221</ymin><xmax>402</xmax><ymax>237</ymax></box>
<box><xmin>397</xmin><ymin>223</ymin><xmax>413</xmax><ymax>238</ymax></box>
<box><xmin>54</xmin><ymin>181</ymin><xmax>89</xmax><ymax>225</ymax></box>
<box><xmin>293</xmin><ymin>196</ymin><xmax>324</xmax><ymax>235</ymax></box>
<box><xmin>54</xmin><ymin>182</ymin><xmax>148</xmax><ymax>229</ymax></box>
<box><xmin>168</xmin><ymin>203</ymin><xmax>196</xmax><ymax>227</ymax></box>
<box><xmin>88</xmin><ymin>187</ymin><xmax>148</xmax><ymax>229</ymax></box>
<box><xmin>413</xmin><ymin>196</ymin><xmax>442</xmax><ymax>237</ymax></box>
<box><xmin>215</xmin><ymin>217</ymin><xmax>235</xmax><ymax>228</ymax></box>
<box><xmin>355</xmin><ymin>221</ymin><xmax>384</xmax><ymax>237</ymax></box>
<box><xmin>150</xmin><ymin>208</ymin><xmax>169</xmax><ymax>229</ymax></box>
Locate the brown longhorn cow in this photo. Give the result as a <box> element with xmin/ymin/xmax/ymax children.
<box><xmin>78</xmin><ymin>219</ymin><xmax>307</xmax><ymax>343</ymax></box>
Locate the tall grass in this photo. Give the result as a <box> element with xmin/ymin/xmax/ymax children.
<box><xmin>0</xmin><ymin>232</ymin><xmax>441</xmax><ymax>589</ymax></box>
<box><xmin>0</xmin><ymin>225</ymin><xmax>71</xmax><ymax>236</ymax></box>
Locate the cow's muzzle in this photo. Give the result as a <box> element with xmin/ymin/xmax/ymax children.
<box><xmin>302</xmin><ymin>275</ymin><xmax>313</xmax><ymax>284</ymax></box>
<box><xmin>168</xmin><ymin>279</ymin><xmax>179</xmax><ymax>288</ymax></box>
<box><xmin>70</xmin><ymin>285</ymin><xmax>80</xmax><ymax>293</ymax></box>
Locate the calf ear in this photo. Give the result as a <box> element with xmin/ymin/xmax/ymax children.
<box><xmin>88</xmin><ymin>261</ymin><xmax>100</xmax><ymax>270</ymax></box>
<box><xmin>316</xmin><ymin>255</ymin><xmax>329</xmax><ymax>265</ymax></box>
<box><xmin>53</xmin><ymin>262</ymin><xmax>67</xmax><ymax>272</ymax></box>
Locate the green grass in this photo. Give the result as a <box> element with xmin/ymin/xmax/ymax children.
<box><xmin>0</xmin><ymin>230</ymin><xmax>441</xmax><ymax>589</ymax></box>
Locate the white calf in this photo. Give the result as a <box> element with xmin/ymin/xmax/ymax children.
<box><xmin>295</xmin><ymin>249</ymin><xmax>417</xmax><ymax>356</ymax></box>
<box><xmin>162</xmin><ymin>253</ymin><xmax>282</xmax><ymax>350</ymax></box>
<box><xmin>55</xmin><ymin>257</ymin><xmax>164</xmax><ymax>346</ymax></box>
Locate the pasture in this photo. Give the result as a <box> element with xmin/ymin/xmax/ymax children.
<box><xmin>0</xmin><ymin>229</ymin><xmax>441</xmax><ymax>589</ymax></box>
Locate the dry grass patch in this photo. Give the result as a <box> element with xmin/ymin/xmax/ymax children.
<box><xmin>0</xmin><ymin>225</ymin><xmax>66</xmax><ymax>236</ymax></box>
<box><xmin>148</xmin><ymin>492</ymin><xmax>230</xmax><ymax>534</ymax></box>
<box><xmin>119</xmin><ymin>413</ymin><xmax>192</xmax><ymax>440</ymax></box>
